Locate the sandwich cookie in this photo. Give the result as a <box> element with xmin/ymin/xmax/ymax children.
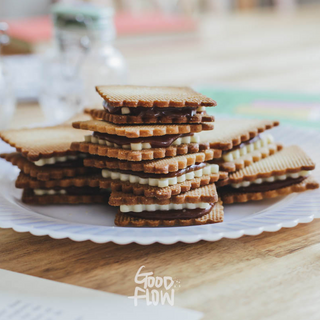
<box><xmin>17</xmin><ymin>172</ymin><xmax>111</xmax><ymax>205</ymax></box>
<box><xmin>71</xmin><ymin>120</ymin><xmax>214</xmax><ymax>161</ymax></box>
<box><xmin>0</xmin><ymin>124</ymin><xmax>88</xmax><ymax>165</ymax></box>
<box><xmin>0</xmin><ymin>152</ymin><xmax>97</xmax><ymax>181</ymax></box>
<box><xmin>198</xmin><ymin>119</ymin><xmax>281</xmax><ymax>172</ymax></box>
<box><xmin>220</xmin><ymin>145</ymin><xmax>319</xmax><ymax>204</ymax></box>
<box><xmin>90</xmin><ymin>85</ymin><xmax>216</xmax><ymax>124</ymax></box>
<box><xmin>22</xmin><ymin>189</ymin><xmax>110</xmax><ymax>205</ymax></box>
<box><xmin>84</xmin><ymin>152</ymin><xmax>228</xmax><ymax>199</ymax></box>
<box><xmin>109</xmin><ymin>184</ymin><xmax>223</xmax><ymax>227</ymax></box>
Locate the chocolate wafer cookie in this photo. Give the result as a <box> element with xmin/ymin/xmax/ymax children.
<box><xmin>83</xmin><ymin>152</ymin><xmax>226</xmax><ymax>199</ymax></box>
<box><xmin>71</xmin><ymin>140</ymin><xmax>211</xmax><ymax>161</ymax></box>
<box><xmin>211</xmin><ymin>142</ymin><xmax>283</xmax><ymax>172</ymax></box>
<box><xmin>0</xmin><ymin>124</ymin><xmax>85</xmax><ymax>162</ymax></box>
<box><xmin>15</xmin><ymin>172</ymin><xmax>110</xmax><ymax>189</ymax></box>
<box><xmin>198</xmin><ymin>119</ymin><xmax>279</xmax><ymax>150</ymax></box>
<box><xmin>115</xmin><ymin>199</ymin><xmax>224</xmax><ymax>227</ymax></box>
<box><xmin>110</xmin><ymin>183</ymin><xmax>218</xmax><ymax>206</ymax></box>
<box><xmin>72</xmin><ymin>120</ymin><xmax>213</xmax><ymax>137</ymax></box>
<box><xmin>103</xmin><ymin>171</ymin><xmax>228</xmax><ymax>199</ymax></box>
<box><xmin>101</xmin><ymin>152</ymin><xmax>227</xmax><ymax>198</ymax></box>
<box><xmin>110</xmin><ymin>184</ymin><xmax>220</xmax><ymax>227</ymax></box>
<box><xmin>221</xmin><ymin>176</ymin><xmax>319</xmax><ymax>204</ymax></box>
<box><xmin>96</xmin><ymin>85</ymin><xmax>216</xmax><ymax>108</ymax></box>
<box><xmin>197</xmin><ymin>120</ymin><xmax>280</xmax><ymax>172</ymax></box>
<box><xmin>83</xmin><ymin>151</ymin><xmax>220</xmax><ymax>173</ymax></box>
<box><xmin>1</xmin><ymin>152</ymin><xmax>97</xmax><ymax>181</ymax></box>
<box><xmin>71</xmin><ymin>118</ymin><xmax>215</xmax><ymax>160</ymax></box>
<box><xmin>17</xmin><ymin>172</ymin><xmax>111</xmax><ymax>205</ymax></box>
<box><xmin>219</xmin><ymin>145</ymin><xmax>319</xmax><ymax>204</ymax></box>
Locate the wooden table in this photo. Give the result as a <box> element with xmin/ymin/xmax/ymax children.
<box><xmin>1</xmin><ymin>7</ymin><xmax>320</xmax><ymax>320</ymax></box>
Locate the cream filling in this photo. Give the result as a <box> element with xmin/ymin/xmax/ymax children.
<box><xmin>102</xmin><ymin>164</ymin><xmax>219</xmax><ymax>188</ymax></box>
<box><xmin>231</xmin><ymin>170</ymin><xmax>310</xmax><ymax>189</ymax></box>
<box><xmin>33</xmin><ymin>154</ymin><xmax>86</xmax><ymax>167</ymax></box>
<box><xmin>120</xmin><ymin>202</ymin><xmax>211</xmax><ymax>213</ymax></box>
<box><xmin>120</xmin><ymin>106</ymin><xmax>205</xmax><ymax>115</ymax></box>
<box><xmin>223</xmin><ymin>134</ymin><xmax>274</xmax><ymax>162</ymax></box>
<box><xmin>85</xmin><ymin>133</ymin><xmax>200</xmax><ymax>151</ymax></box>
<box><xmin>34</xmin><ymin>189</ymin><xmax>67</xmax><ymax>196</ymax></box>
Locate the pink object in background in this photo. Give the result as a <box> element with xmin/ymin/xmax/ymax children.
<box><xmin>4</xmin><ymin>12</ymin><xmax>197</xmax><ymax>45</ymax></box>
<box><xmin>5</xmin><ymin>16</ymin><xmax>52</xmax><ymax>43</ymax></box>
<box><xmin>115</xmin><ymin>12</ymin><xmax>197</xmax><ymax>35</ymax></box>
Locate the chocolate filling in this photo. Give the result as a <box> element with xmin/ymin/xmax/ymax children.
<box><xmin>125</xmin><ymin>203</ymin><xmax>214</xmax><ymax>220</ymax></box>
<box><xmin>103</xmin><ymin>101</ymin><xmax>199</xmax><ymax>117</ymax></box>
<box><xmin>221</xmin><ymin>135</ymin><xmax>261</xmax><ymax>155</ymax></box>
<box><xmin>225</xmin><ymin>176</ymin><xmax>307</xmax><ymax>193</ymax></box>
<box><xmin>93</xmin><ymin>132</ymin><xmax>194</xmax><ymax>148</ymax></box>
<box><xmin>106</xmin><ymin>162</ymin><xmax>207</xmax><ymax>179</ymax></box>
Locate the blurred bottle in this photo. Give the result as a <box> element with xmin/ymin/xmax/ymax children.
<box><xmin>40</xmin><ymin>2</ymin><xmax>127</xmax><ymax>123</ymax></box>
<box><xmin>0</xmin><ymin>22</ymin><xmax>16</xmax><ymax>130</ymax></box>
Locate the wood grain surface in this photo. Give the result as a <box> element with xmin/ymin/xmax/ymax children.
<box><xmin>0</xmin><ymin>221</ymin><xmax>320</xmax><ymax>320</ymax></box>
<box><xmin>1</xmin><ymin>6</ymin><xmax>320</xmax><ymax>320</ymax></box>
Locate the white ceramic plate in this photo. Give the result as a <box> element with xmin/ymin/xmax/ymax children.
<box><xmin>0</xmin><ymin>124</ymin><xmax>319</xmax><ymax>245</ymax></box>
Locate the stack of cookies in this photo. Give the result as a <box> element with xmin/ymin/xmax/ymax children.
<box><xmin>0</xmin><ymin>85</ymin><xmax>318</xmax><ymax>229</ymax></box>
<box><xmin>71</xmin><ymin>85</ymin><xmax>229</xmax><ymax>226</ymax></box>
<box><xmin>0</xmin><ymin>117</ymin><xmax>111</xmax><ymax>205</ymax></box>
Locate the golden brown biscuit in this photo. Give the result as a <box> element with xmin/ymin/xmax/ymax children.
<box><xmin>109</xmin><ymin>183</ymin><xmax>218</xmax><ymax>206</ymax></box>
<box><xmin>0</xmin><ymin>125</ymin><xmax>85</xmax><ymax>161</ymax></box>
<box><xmin>71</xmin><ymin>141</ymin><xmax>219</xmax><ymax>161</ymax></box>
<box><xmin>96</xmin><ymin>85</ymin><xmax>216</xmax><ymax>108</ymax></box>
<box><xmin>72</xmin><ymin>120</ymin><xmax>213</xmax><ymax>137</ymax></box>
<box><xmin>228</xmin><ymin>145</ymin><xmax>315</xmax><ymax>184</ymax></box>
<box><xmin>83</xmin><ymin>151</ymin><xmax>220</xmax><ymax>173</ymax></box>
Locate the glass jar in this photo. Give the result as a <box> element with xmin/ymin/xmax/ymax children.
<box><xmin>40</xmin><ymin>3</ymin><xmax>127</xmax><ymax>123</ymax></box>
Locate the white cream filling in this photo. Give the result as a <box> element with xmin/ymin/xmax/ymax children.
<box><xmin>34</xmin><ymin>189</ymin><xmax>67</xmax><ymax>196</ymax></box>
<box><xmin>102</xmin><ymin>164</ymin><xmax>219</xmax><ymax>188</ymax></box>
<box><xmin>120</xmin><ymin>202</ymin><xmax>211</xmax><ymax>213</ymax></box>
<box><xmin>223</xmin><ymin>134</ymin><xmax>274</xmax><ymax>162</ymax></box>
<box><xmin>33</xmin><ymin>187</ymin><xmax>112</xmax><ymax>196</ymax></box>
<box><xmin>85</xmin><ymin>133</ymin><xmax>200</xmax><ymax>151</ymax></box>
<box><xmin>231</xmin><ymin>170</ymin><xmax>310</xmax><ymax>189</ymax></box>
<box><xmin>119</xmin><ymin>106</ymin><xmax>206</xmax><ymax>115</ymax></box>
<box><xmin>196</xmin><ymin>106</ymin><xmax>206</xmax><ymax>112</ymax></box>
<box><xmin>33</xmin><ymin>154</ymin><xmax>86</xmax><ymax>167</ymax></box>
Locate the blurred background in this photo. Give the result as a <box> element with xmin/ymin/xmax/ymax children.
<box><xmin>0</xmin><ymin>0</ymin><xmax>319</xmax><ymax>128</ymax></box>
